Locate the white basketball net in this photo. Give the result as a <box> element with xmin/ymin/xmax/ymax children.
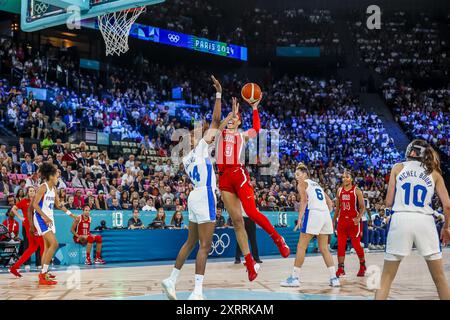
<box><xmin>98</xmin><ymin>7</ymin><xmax>146</xmax><ymax>56</ymax></box>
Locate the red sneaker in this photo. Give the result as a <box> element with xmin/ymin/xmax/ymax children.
<box><xmin>357</xmin><ymin>263</ymin><xmax>366</xmax><ymax>277</ymax></box>
<box><xmin>8</xmin><ymin>268</ymin><xmax>22</xmax><ymax>278</ymax></box>
<box><xmin>244</xmin><ymin>255</ymin><xmax>260</xmax><ymax>282</ymax></box>
<box><xmin>336</xmin><ymin>266</ymin><xmax>346</xmax><ymax>278</ymax></box>
<box><xmin>48</xmin><ymin>273</ymin><xmax>56</xmax><ymax>279</ymax></box>
<box><xmin>94</xmin><ymin>257</ymin><xmax>106</xmax><ymax>264</ymax></box>
<box><xmin>38</xmin><ymin>273</ymin><xmax>57</xmax><ymax>285</ymax></box>
<box><xmin>273</xmin><ymin>236</ymin><xmax>290</xmax><ymax>258</ymax></box>
<box><xmin>85</xmin><ymin>257</ymin><xmax>92</xmax><ymax>265</ymax></box>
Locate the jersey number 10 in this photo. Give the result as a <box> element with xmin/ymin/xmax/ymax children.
<box><xmin>401</xmin><ymin>182</ymin><xmax>427</xmax><ymax>207</ymax></box>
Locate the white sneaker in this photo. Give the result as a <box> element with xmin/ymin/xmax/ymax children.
<box><xmin>369</xmin><ymin>244</ymin><xmax>376</xmax><ymax>250</ymax></box>
<box><xmin>329</xmin><ymin>277</ymin><xmax>341</xmax><ymax>287</ymax></box>
<box><xmin>350</xmin><ymin>248</ymin><xmax>356</xmax><ymax>254</ymax></box>
<box><xmin>280</xmin><ymin>276</ymin><xmax>300</xmax><ymax>287</ymax></box>
<box><xmin>24</xmin><ymin>265</ymin><xmax>31</xmax><ymax>272</ymax></box>
<box><xmin>376</xmin><ymin>245</ymin><xmax>383</xmax><ymax>250</ymax></box>
<box><xmin>161</xmin><ymin>278</ymin><xmax>177</xmax><ymax>300</ymax></box>
<box><xmin>364</xmin><ymin>248</ymin><xmax>369</xmax><ymax>253</ymax></box>
<box><xmin>188</xmin><ymin>292</ymin><xmax>205</xmax><ymax>300</ymax></box>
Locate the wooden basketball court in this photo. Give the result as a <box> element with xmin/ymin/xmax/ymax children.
<box><xmin>1</xmin><ymin>250</ymin><xmax>448</xmax><ymax>300</ymax></box>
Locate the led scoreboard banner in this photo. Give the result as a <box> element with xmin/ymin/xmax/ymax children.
<box><xmin>82</xmin><ymin>20</ymin><xmax>248</xmax><ymax>61</ymax></box>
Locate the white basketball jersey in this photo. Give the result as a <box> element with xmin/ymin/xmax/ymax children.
<box><xmin>38</xmin><ymin>182</ymin><xmax>56</xmax><ymax>219</ymax></box>
<box><xmin>392</xmin><ymin>161</ymin><xmax>435</xmax><ymax>215</ymax></box>
<box><xmin>305</xmin><ymin>179</ymin><xmax>329</xmax><ymax>212</ymax></box>
<box><xmin>182</xmin><ymin>138</ymin><xmax>216</xmax><ymax>189</ymax></box>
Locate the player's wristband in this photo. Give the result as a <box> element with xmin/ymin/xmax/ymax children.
<box><xmin>215</xmin><ymin>92</ymin><xmax>222</xmax><ymax>99</ymax></box>
<box><xmin>65</xmin><ymin>210</ymin><xmax>73</xmax><ymax>216</ymax></box>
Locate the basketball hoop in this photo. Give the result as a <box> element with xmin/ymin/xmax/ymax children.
<box><xmin>97</xmin><ymin>6</ymin><xmax>146</xmax><ymax>56</ymax></box>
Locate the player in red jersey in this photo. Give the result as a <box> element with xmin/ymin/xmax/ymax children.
<box><xmin>8</xmin><ymin>187</ymin><xmax>45</xmax><ymax>278</ymax></box>
<box><xmin>216</xmin><ymin>96</ymin><xmax>290</xmax><ymax>281</ymax></box>
<box><xmin>71</xmin><ymin>206</ymin><xmax>105</xmax><ymax>265</ymax></box>
<box><xmin>333</xmin><ymin>171</ymin><xmax>366</xmax><ymax>277</ymax></box>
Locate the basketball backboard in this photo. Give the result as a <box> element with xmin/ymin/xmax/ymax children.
<box><xmin>21</xmin><ymin>0</ymin><xmax>164</xmax><ymax>32</ymax></box>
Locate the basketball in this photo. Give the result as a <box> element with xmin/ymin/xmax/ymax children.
<box><xmin>241</xmin><ymin>83</ymin><xmax>262</xmax><ymax>104</ymax></box>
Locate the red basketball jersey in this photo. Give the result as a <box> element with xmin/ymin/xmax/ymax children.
<box><xmin>216</xmin><ymin>130</ymin><xmax>245</xmax><ymax>173</ymax></box>
<box><xmin>15</xmin><ymin>198</ymin><xmax>31</xmax><ymax>226</ymax></box>
<box><xmin>338</xmin><ymin>185</ymin><xmax>359</xmax><ymax>219</ymax></box>
<box><xmin>76</xmin><ymin>215</ymin><xmax>91</xmax><ymax>236</ymax></box>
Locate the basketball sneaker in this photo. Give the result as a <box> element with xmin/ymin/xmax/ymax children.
<box><xmin>38</xmin><ymin>273</ymin><xmax>57</xmax><ymax>285</ymax></box>
<box><xmin>48</xmin><ymin>273</ymin><xmax>57</xmax><ymax>279</ymax></box>
<box><xmin>244</xmin><ymin>255</ymin><xmax>260</xmax><ymax>281</ymax></box>
<box><xmin>336</xmin><ymin>266</ymin><xmax>346</xmax><ymax>278</ymax></box>
<box><xmin>8</xmin><ymin>268</ymin><xmax>22</xmax><ymax>278</ymax></box>
<box><xmin>273</xmin><ymin>236</ymin><xmax>290</xmax><ymax>258</ymax></box>
<box><xmin>24</xmin><ymin>265</ymin><xmax>31</xmax><ymax>272</ymax></box>
<box><xmin>357</xmin><ymin>263</ymin><xmax>366</xmax><ymax>277</ymax></box>
<box><xmin>329</xmin><ymin>277</ymin><xmax>341</xmax><ymax>287</ymax></box>
<box><xmin>280</xmin><ymin>276</ymin><xmax>300</xmax><ymax>287</ymax></box>
<box><xmin>85</xmin><ymin>257</ymin><xmax>92</xmax><ymax>265</ymax></box>
<box><xmin>95</xmin><ymin>257</ymin><xmax>106</xmax><ymax>264</ymax></box>
<box><xmin>188</xmin><ymin>292</ymin><xmax>205</xmax><ymax>300</ymax></box>
<box><xmin>161</xmin><ymin>278</ymin><xmax>177</xmax><ymax>300</ymax></box>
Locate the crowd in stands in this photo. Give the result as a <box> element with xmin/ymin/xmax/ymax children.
<box><xmin>145</xmin><ymin>0</ymin><xmax>341</xmax><ymax>55</ymax></box>
<box><xmin>350</xmin><ymin>11</ymin><xmax>449</xmax><ymax>80</ymax></box>
<box><xmin>382</xmin><ymin>80</ymin><xmax>449</xmax><ymax>159</ymax></box>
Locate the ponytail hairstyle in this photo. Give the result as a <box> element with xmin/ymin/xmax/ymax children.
<box><xmin>405</xmin><ymin>139</ymin><xmax>441</xmax><ymax>175</ymax></box>
<box><xmin>296</xmin><ymin>162</ymin><xmax>310</xmax><ymax>176</ymax></box>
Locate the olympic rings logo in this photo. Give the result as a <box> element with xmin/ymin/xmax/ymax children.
<box><xmin>168</xmin><ymin>34</ymin><xmax>180</xmax><ymax>43</ymax></box>
<box><xmin>68</xmin><ymin>251</ymin><xmax>78</xmax><ymax>258</ymax></box>
<box><xmin>209</xmin><ymin>233</ymin><xmax>230</xmax><ymax>256</ymax></box>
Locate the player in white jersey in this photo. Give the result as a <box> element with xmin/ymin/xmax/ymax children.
<box><xmin>375</xmin><ymin>140</ymin><xmax>450</xmax><ymax>300</ymax></box>
<box><xmin>162</xmin><ymin>76</ymin><xmax>235</xmax><ymax>300</ymax></box>
<box><xmin>280</xmin><ymin>163</ymin><xmax>340</xmax><ymax>288</ymax></box>
<box><xmin>32</xmin><ymin>163</ymin><xmax>76</xmax><ymax>285</ymax></box>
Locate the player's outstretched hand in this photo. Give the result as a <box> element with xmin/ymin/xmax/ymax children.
<box><xmin>232</xmin><ymin>97</ymin><xmax>239</xmax><ymax>115</ymax></box>
<box><xmin>441</xmin><ymin>227</ymin><xmax>450</xmax><ymax>246</ymax></box>
<box><xmin>211</xmin><ymin>75</ymin><xmax>222</xmax><ymax>93</ymax></box>
<box><xmin>248</xmin><ymin>92</ymin><xmax>263</xmax><ymax>110</ymax></box>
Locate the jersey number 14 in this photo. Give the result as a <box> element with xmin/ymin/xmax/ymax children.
<box><xmin>190</xmin><ymin>166</ymin><xmax>201</xmax><ymax>182</ymax></box>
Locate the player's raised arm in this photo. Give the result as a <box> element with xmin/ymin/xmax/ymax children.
<box><xmin>243</xmin><ymin>94</ymin><xmax>262</xmax><ymax>141</ymax></box>
<box><xmin>210</xmin><ymin>75</ymin><xmax>222</xmax><ymax>129</ymax></box>
<box><xmin>433</xmin><ymin>171</ymin><xmax>450</xmax><ymax>245</ymax></box>
<box><xmin>385</xmin><ymin>163</ymin><xmax>403</xmax><ymax>208</ymax></box>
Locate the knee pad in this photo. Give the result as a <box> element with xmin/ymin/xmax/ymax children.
<box><xmin>424</xmin><ymin>252</ymin><xmax>442</xmax><ymax>261</ymax></box>
<box><xmin>384</xmin><ymin>252</ymin><xmax>404</xmax><ymax>261</ymax></box>
<box><xmin>95</xmin><ymin>235</ymin><xmax>102</xmax><ymax>244</ymax></box>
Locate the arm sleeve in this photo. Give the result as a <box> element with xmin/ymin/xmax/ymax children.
<box><xmin>246</xmin><ymin>109</ymin><xmax>261</xmax><ymax>139</ymax></box>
